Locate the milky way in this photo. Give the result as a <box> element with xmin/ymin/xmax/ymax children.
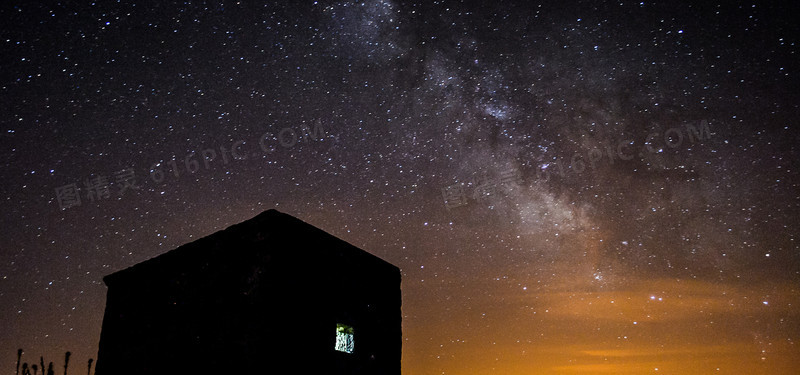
<box><xmin>1</xmin><ymin>1</ymin><xmax>798</xmax><ymax>373</ymax></box>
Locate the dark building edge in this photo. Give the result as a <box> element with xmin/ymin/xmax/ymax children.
<box><xmin>103</xmin><ymin>209</ymin><xmax>399</xmax><ymax>286</ymax></box>
<box><xmin>95</xmin><ymin>209</ymin><xmax>402</xmax><ymax>374</ymax></box>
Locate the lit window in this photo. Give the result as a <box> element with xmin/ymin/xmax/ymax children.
<box><xmin>335</xmin><ymin>323</ymin><xmax>354</xmax><ymax>353</ymax></box>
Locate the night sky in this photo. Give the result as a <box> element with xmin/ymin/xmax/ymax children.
<box><xmin>2</xmin><ymin>1</ymin><xmax>799</xmax><ymax>373</ymax></box>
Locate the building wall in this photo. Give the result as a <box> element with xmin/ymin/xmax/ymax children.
<box><xmin>95</xmin><ymin>220</ymin><xmax>401</xmax><ymax>375</ymax></box>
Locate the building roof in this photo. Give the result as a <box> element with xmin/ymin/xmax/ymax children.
<box><xmin>103</xmin><ymin>209</ymin><xmax>397</xmax><ymax>287</ymax></box>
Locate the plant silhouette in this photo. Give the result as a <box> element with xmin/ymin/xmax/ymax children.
<box><xmin>16</xmin><ymin>349</ymin><xmax>23</xmax><ymax>375</ymax></box>
<box><xmin>63</xmin><ymin>352</ymin><xmax>71</xmax><ymax>375</ymax></box>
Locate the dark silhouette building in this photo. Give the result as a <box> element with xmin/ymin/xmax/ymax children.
<box><xmin>94</xmin><ymin>209</ymin><xmax>401</xmax><ymax>374</ymax></box>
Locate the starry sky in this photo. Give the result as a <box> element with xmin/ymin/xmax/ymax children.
<box><xmin>1</xmin><ymin>0</ymin><xmax>799</xmax><ymax>373</ymax></box>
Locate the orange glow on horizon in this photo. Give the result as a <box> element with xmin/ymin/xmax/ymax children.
<box><xmin>401</xmin><ymin>277</ymin><xmax>799</xmax><ymax>374</ymax></box>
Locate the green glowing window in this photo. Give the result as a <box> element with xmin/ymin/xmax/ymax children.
<box><xmin>335</xmin><ymin>323</ymin><xmax>354</xmax><ymax>353</ymax></box>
